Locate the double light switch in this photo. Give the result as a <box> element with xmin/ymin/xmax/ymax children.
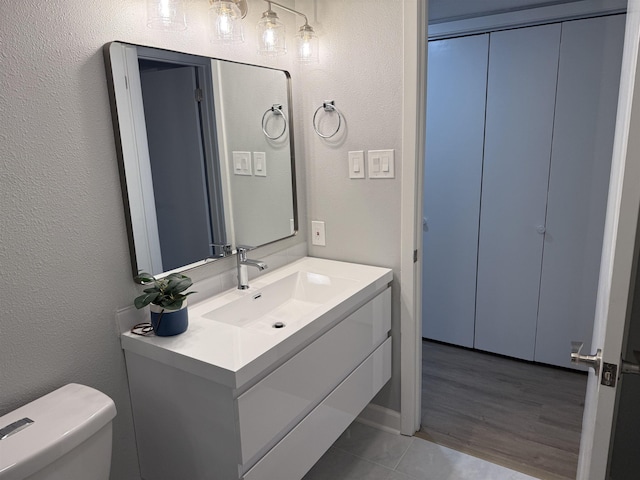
<box><xmin>348</xmin><ymin>150</ymin><xmax>395</xmax><ymax>179</ymax></box>
<box><xmin>233</xmin><ymin>151</ymin><xmax>267</xmax><ymax>176</ymax></box>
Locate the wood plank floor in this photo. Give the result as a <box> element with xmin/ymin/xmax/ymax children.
<box><xmin>418</xmin><ymin>340</ymin><xmax>587</xmax><ymax>480</ymax></box>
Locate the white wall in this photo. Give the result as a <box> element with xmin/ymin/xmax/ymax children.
<box><xmin>0</xmin><ymin>1</ymin><xmax>303</xmax><ymax>478</ymax></box>
<box><xmin>296</xmin><ymin>0</ymin><xmax>405</xmax><ymax>411</ymax></box>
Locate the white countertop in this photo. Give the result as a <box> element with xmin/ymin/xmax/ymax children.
<box><xmin>121</xmin><ymin>257</ymin><xmax>392</xmax><ymax>391</ymax></box>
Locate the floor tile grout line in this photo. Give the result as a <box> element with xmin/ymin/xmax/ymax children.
<box><xmin>391</xmin><ymin>437</ymin><xmax>415</xmax><ymax>472</ymax></box>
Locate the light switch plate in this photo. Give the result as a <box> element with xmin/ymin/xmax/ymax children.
<box><xmin>233</xmin><ymin>151</ymin><xmax>252</xmax><ymax>176</ymax></box>
<box><xmin>348</xmin><ymin>151</ymin><xmax>365</xmax><ymax>179</ymax></box>
<box><xmin>311</xmin><ymin>221</ymin><xmax>326</xmax><ymax>246</ymax></box>
<box><xmin>253</xmin><ymin>152</ymin><xmax>267</xmax><ymax>177</ymax></box>
<box><xmin>367</xmin><ymin>149</ymin><xmax>395</xmax><ymax>179</ymax></box>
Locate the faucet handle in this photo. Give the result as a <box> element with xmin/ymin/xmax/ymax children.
<box><xmin>210</xmin><ymin>243</ymin><xmax>232</xmax><ymax>257</ymax></box>
<box><xmin>236</xmin><ymin>245</ymin><xmax>256</xmax><ymax>253</ymax></box>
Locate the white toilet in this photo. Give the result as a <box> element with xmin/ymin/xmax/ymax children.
<box><xmin>0</xmin><ymin>383</ymin><xmax>117</xmax><ymax>480</ymax></box>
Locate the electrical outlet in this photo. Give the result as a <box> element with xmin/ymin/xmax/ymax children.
<box><xmin>311</xmin><ymin>221</ymin><xmax>326</xmax><ymax>246</ymax></box>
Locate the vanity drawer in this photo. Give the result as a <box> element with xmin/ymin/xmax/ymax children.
<box><xmin>243</xmin><ymin>337</ymin><xmax>392</xmax><ymax>480</ymax></box>
<box><xmin>237</xmin><ymin>287</ymin><xmax>391</xmax><ymax>467</ymax></box>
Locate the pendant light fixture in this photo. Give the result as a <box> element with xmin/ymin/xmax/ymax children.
<box><xmin>146</xmin><ymin>0</ymin><xmax>187</xmax><ymax>31</ymax></box>
<box><xmin>209</xmin><ymin>0</ymin><xmax>248</xmax><ymax>44</ymax></box>
<box><xmin>257</xmin><ymin>1</ymin><xmax>319</xmax><ymax>63</ymax></box>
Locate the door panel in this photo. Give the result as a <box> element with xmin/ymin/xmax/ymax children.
<box><xmin>422</xmin><ymin>34</ymin><xmax>489</xmax><ymax>347</ymax></box>
<box><xmin>535</xmin><ymin>15</ymin><xmax>625</xmax><ymax>369</ymax></box>
<box><xmin>578</xmin><ymin>6</ymin><xmax>640</xmax><ymax>479</ymax></box>
<box><xmin>475</xmin><ymin>24</ymin><xmax>561</xmax><ymax>360</ymax></box>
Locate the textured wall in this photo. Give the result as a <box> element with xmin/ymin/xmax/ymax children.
<box><xmin>0</xmin><ymin>1</ymin><xmax>301</xmax><ymax>478</ymax></box>
<box><xmin>296</xmin><ymin>0</ymin><xmax>405</xmax><ymax>411</ymax></box>
<box><xmin>0</xmin><ymin>0</ymin><xmax>405</xmax><ymax>478</ymax></box>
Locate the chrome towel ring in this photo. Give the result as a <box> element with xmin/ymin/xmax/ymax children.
<box><xmin>262</xmin><ymin>104</ymin><xmax>288</xmax><ymax>140</ymax></box>
<box><xmin>313</xmin><ymin>100</ymin><xmax>343</xmax><ymax>139</ymax></box>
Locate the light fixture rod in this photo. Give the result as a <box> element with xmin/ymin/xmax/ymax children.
<box><xmin>264</xmin><ymin>0</ymin><xmax>309</xmax><ymax>26</ymax></box>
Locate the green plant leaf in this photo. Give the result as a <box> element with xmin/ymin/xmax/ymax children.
<box><xmin>134</xmin><ymin>272</ymin><xmax>156</xmax><ymax>284</ymax></box>
<box><xmin>171</xmin><ymin>277</ymin><xmax>193</xmax><ymax>294</ymax></box>
<box><xmin>167</xmin><ymin>298</ymin><xmax>184</xmax><ymax>310</ymax></box>
<box><xmin>134</xmin><ymin>291</ymin><xmax>160</xmax><ymax>309</ymax></box>
<box><xmin>133</xmin><ymin>272</ymin><xmax>193</xmax><ymax>309</ymax></box>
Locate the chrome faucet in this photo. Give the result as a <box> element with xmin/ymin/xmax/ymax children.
<box><xmin>236</xmin><ymin>246</ymin><xmax>268</xmax><ymax>290</ymax></box>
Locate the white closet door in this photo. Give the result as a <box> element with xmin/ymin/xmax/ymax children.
<box><xmin>535</xmin><ymin>15</ymin><xmax>625</xmax><ymax>368</ymax></box>
<box><xmin>475</xmin><ymin>24</ymin><xmax>561</xmax><ymax>360</ymax></box>
<box><xmin>422</xmin><ymin>34</ymin><xmax>489</xmax><ymax>347</ymax></box>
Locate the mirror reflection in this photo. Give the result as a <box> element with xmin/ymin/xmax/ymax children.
<box><xmin>104</xmin><ymin>42</ymin><xmax>297</xmax><ymax>278</ymax></box>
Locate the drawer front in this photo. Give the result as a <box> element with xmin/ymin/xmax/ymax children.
<box><xmin>237</xmin><ymin>287</ymin><xmax>391</xmax><ymax>467</ymax></box>
<box><xmin>243</xmin><ymin>337</ymin><xmax>392</xmax><ymax>480</ymax></box>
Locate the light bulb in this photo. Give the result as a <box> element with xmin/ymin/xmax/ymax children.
<box><xmin>210</xmin><ymin>1</ymin><xmax>244</xmax><ymax>44</ymax></box>
<box><xmin>257</xmin><ymin>10</ymin><xmax>286</xmax><ymax>56</ymax></box>
<box><xmin>147</xmin><ymin>0</ymin><xmax>187</xmax><ymax>31</ymax></box>
<box><xmin>296</xmin><ymin>24</ymin><xmax>318</xmax><ymax>64</ymax></box>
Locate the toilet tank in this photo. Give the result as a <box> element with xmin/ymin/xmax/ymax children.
<box><xmin>0</xmin><ymin>384</ymin><xmax>117</xmax><ymax>480</ymax></box>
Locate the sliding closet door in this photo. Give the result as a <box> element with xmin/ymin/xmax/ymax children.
<box><xmin>535</xmin><ymin>15</ymin><xmax>625</xmax><ymax>368</ymax></box>
<box><xmin>422</xmin><ymin>34</ymin><xmax>489</xmax><ymax>347</ymax></box>
<box><xmin>475</xmin><ymin>24</ymin><xmax>561</xmax><ymax>360</ymax></box>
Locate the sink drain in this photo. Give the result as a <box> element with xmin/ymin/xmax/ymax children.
<box><xmin>273</xmin><ymin>321</ymin><xmax>285</xmax><ymax>329</ymax></box>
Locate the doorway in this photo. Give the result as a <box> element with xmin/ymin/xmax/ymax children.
<box><xmin>420</xmin><ymin>8</ymin><xmax>625</xmax><ymax>480</ymax></box>
<box><xmin>135</xmin><ymin>46</ymin><xmax>227</xmax><ymax>273</ymax></box>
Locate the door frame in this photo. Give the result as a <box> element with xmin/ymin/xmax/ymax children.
<box><xmin>400</xmin><ymin>3</ymin><xmax>640</xmax><ymax>469</ymax></box>
<box><xmin>578</xmin><ymin>3</ymin><xmax>640</xmax><ymax>477</ymax></box>
<box><xmin>400</xmin><ymin>0</ymin><xmax>427</xmax><ymax>435</ymax></box>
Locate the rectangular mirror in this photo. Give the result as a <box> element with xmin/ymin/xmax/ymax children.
<box><xmin>104</xmin><ymin>42</ymin><xmax>297</xmax><ymax>278</ymax></box>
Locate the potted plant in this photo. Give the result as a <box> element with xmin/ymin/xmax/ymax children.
<box><xmin>134</xmin><ymin>272</ymin><xmax>195</xmax><ymax>336</ymax></box>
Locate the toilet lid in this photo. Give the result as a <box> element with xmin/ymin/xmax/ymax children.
<box><xmin>0</xmin><ymin>384</ymin><xmax>116</xmax><ymax>479</ymax></box>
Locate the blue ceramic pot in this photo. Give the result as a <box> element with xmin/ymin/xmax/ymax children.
<box><xmin>149</xmin><ymin>303</ymin><xmax>189</xmax><ymax>336</ymax></box>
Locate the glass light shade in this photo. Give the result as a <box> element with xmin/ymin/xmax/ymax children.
<box><xmin>296</xmin><ymin>25</ymin><xmax>319</xmax><ymax>64</ymax></box>
<box><xmin>257</xmin><ymin>11</ymin><xmax>287</xmax><ymax>56</ymax></box>
<box><xmin>146</xmin><ymin>0</ymin><xmax>187</xmax><ymax>31</ymax></box>
<box><xmin>209</xmin><ymin>1</ymin><xmax>244</xmax><ymax>44</ymax></box>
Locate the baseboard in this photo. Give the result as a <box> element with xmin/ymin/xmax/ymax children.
<box><xmin>355</xmin><ymin>403</ymin><xmax>401</xmax><ymax>435</ymax></box>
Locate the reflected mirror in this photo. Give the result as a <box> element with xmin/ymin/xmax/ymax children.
<box><xmin>104</xmin><ymin>42</ymin><xmax>297</xmax><ymax>278</ymax></box>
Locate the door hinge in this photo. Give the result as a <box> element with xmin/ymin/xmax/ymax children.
<box><xmin>195</xmin><ymin>88</ymin><xmax>203</xmax><ymax>102</ymax></box>
<box><xmin>413</xmin><ymin>249</ymin><xmax>418</xmax><ymax>263</ymax></box>
<box><xmin>601</xmin><ymin>362</ymin><xmax>618</xmax><ymax>387</ymax></box>
<box><xmin>124</xmin><ymin>75</ymin><xmax>129</xmax><ymax>90</ymax></box>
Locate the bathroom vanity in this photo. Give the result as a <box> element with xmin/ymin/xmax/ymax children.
<box><xmin>121</xmin><ymin>257</ymin><xmax>392</xmax><ymax>480</ymax></box>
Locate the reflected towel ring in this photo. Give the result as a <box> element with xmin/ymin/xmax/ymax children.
<box><xmin>313</xmin><ymin>100</ymin><xmax>343</xmax><ymax>139</ymax></box>
<box><xmin>262</xmin><ymin>104</ymin><xmax>288</xmax><ymax>140</ymax></box>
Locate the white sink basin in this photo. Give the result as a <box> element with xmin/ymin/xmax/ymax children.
<box><xmin>120</xmin><ymin>257</ymin><xmax>393</xmax><ymax>389</ymax></box>
<box><xmin>202</xmin><ymin>271</ymin><xmax>358</xmax><ymax>332</ymax></box>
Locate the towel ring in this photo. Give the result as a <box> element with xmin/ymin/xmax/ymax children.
<box><xmin>262</xmin><ymin>104</ymin><xmax>288</xmax><ymax>140</ymax></box>
<box><xmin>313</xmin><ymin>100</ymin><xmax>343</xmax><ymax>139</ymax></box>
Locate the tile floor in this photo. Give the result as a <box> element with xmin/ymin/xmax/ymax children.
<box><xmin>303</xmin><ymin>422</ymin><xmax>540</xmax><ymax>480</ymax></box>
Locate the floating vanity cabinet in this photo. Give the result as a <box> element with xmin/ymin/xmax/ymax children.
<box><xmin>423</xmin><ymin>15</ymin><xmax>624</xmax><ymax>367</ymax></box>
<box><xmin>121</xmin><ymin>257</ymin><xmax>392</xmax><ymax>480</ymax></box>
<box><xmin>422</xmin><ymin>34</ymin><xmax>488</xmax><ymax>348</ymax></box>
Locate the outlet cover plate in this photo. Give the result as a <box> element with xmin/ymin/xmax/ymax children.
<box><xmin>311</xmin><ymin>221</ymin><xmax>326</xmax><ymax>246</ymax></box>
